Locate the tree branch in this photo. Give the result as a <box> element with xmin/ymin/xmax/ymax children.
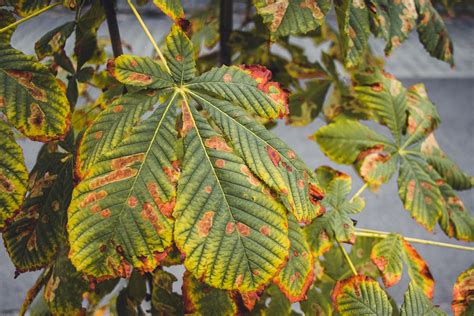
<box><xmin>103</xmin><ymin>0</ymin><xmax>124</xmax><ymax>58</ymax></box>
<box><xmin>219</xmin><ymin>0</ymin><xmax>233</xmax><ymax>65</ymax></box>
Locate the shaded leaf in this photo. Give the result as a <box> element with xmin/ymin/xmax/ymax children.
<box><xmin>0</xmin><ymin>43</ymin><xmax>71</xmax><ymax>140</ymax></box>
<box><xmin>14</xmin><ymin>0</ymin><xmax>51</xmax><ymax>16</ymax></box>
<box><xmin>0</xmin><ymin>9</ymin><xmax>16</xmax><ymax>44</ymax></box>
<box><xmin>35</xmin><ymin>22</ymin><xmax>75</xmax><ymax>60</ymax></box>
<box><xmin>0</xmin><ymin>120</ymin><xmax>28</xmax><ymax>229</ymax></box>
<box><xmin>152</xmin><ymin>270</ymin><xmax>184</xmax><ymax>315</ymax></box>
<box><xmin>153</xmin><ymin>0</ymin><xmax>184</xmax><ymax>22</ymax></box>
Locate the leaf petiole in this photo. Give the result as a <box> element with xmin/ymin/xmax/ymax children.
<box><xmin>337</xmin><ymin>239</ymin><xmax>358</xmax><ymax>276</ymax></box>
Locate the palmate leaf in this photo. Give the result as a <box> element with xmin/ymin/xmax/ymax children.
<box><xmin>253</xmin><ymin>0</ymin><xmax>330</xmax><ymax>37</ymax></box>
<box><xmin>153</xmin><ymin>0</ymin><xmax>185</xmax><ymax>22</ymax></box>
<box><xmin>400</xmin><ymin>283</ymin><xmax>447</xmax><ymax>316</ymax></box>
<box><xmin>164</xmin><ymin>25</ymin><xmax>195</xmax><ymax>84</ymax></box>
<box><xmin>0</xmin><ymin>120</ymin><xmax>28</xmax><ymax>229</ymax></box>
<box><xmin>415</xmin><ymin>0</ymin><xmax>454</xmax><ymax>66</ymax></box>
<box><xmin>0</xmin><ymin>43</ymin><xmax>71</xmax><ymax>140</ymax></box>
<box><xmin>192</xmin><ymin>93</ymin><xmax>324</xmax><ymax>223</ymax></box>
<box><xmin>332</xmin><ymin>275</ymin><xmax>393</xmax><ymax>316</ymax></box>
<box><xmin>3</xmin><ymin>143</ymin><xmax>74</xmax><ymax>272</ymax></box>
<box><xmin>182</xmin><ymin>271</ymin><xmax>238</xmax><ymax>315</ymax></box>
<box><xmin>371</xmin><ymin>233</ymin><xmax>435</xmax><ymax>299</ymax></box>
<box><xmin>34</xmin><ymin>21</ymin><xmax>75</xmax><ymax>60</ymax></box>
<box><xmin>452</xmin><ymin>266</ymin><xmax>474</xmax><ymax>316</ymax></box>
<box><xmin>274</xmin><ymin>214</ymin><xmax>313</xmax><ymax>302</ymax></box>
<box><xmin>335</xmin><ymin>0</ymin><xmax>371</xmax><ymax>68</ymax></box>
<box><xmin>69</xmin><ymin>95</ymin><xmax>178</xmax><ymax>278</ymax></box>
<box><xmin>174</xmin><ymin>100</ymin><xmax>289</xmax><ymax>291</ymax></box>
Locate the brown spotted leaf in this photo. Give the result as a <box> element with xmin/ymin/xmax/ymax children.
<box><xmin>0</xmin><ymin>120</ymin><xmax>28</xmax><ymax>229</ymax></box>
<box><xmin>14</xmin><ymin>0</ymin><xmax>51</xmax><ymax>16</ymax></box>
<box><xmin>34</xmin><ymin>22</ymin><xmax>75</xmax><ymax>60</ymax></box>
<box><xmin>274</xmin><ymin>214</ymin><xmax>314</xmax><ymax>303</ymax></box>
<box><xmin>0</xmin><ymin>43</ymin><xmax>71</xmax><ymax>140</ymax></box>
<box><xmin>452</xmin><ymin>266</ymin><xmax>474</xmax><ymax>316</ymax></box>
<box><xmin>174</xmin><ymin>99</ymin><xmax>290</xmax><ymax>291</ymax></box>
<box><xmin>0</xmin><ymin>9</ymin><xmax>16</xmax><ymax>44</ymax></box>
<box><xmin>400</xmin><ymin>283</ymin><xmax>447</xmax><ymax>316</ymax></box>
<box><xmin>153</xmin><ymin>0</ymin><xmax>185</xmax><ymax>22</ymax></box>
<box><xmin>3</xmin><ymin>143</ymin><xmax>74</xmax><ymax>272</ymax></box>
<box><xmin>191</xmin><ymin>93</ymin><xmax>324</xmax><ymax>223</ymax></box>
<box><xmin>68</xmin><ymin>94</ymin><xmax>179</xmax><ymax>278</ymax></box>
<box><xmin>253</xmin><ymin>0</ymin><xmax>331</xmax><ymax>37</ymax></box>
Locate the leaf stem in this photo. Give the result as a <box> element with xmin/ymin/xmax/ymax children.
<box><xmin>350</xmin><ymin>182</ymin><xmax>368</xmax><ymax>202</ymax></box>
<box><xmin>355</xmin><ymin>228</ymin><xmax>474</xmax><ymax>251</ymax></box>
<box><xmin>0</xmin><ymin>2</ymin><xmax>61</xmax><ymax>34</ymax></box>
<box><xmin>126</xmin><ymin>0</ymin><xmax>171</xmax><ymax>74</ymax></box>
<box><xmin>337</xmin><ymin>240</ymin><xmax>358</xmax><ymax>276</ymax></box>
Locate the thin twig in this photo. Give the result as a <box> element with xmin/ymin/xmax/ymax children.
<box><xmin>127</xmin><ymin>0</ymin><xmax>171</xmax><ymax>74</ymax></box>
<box><xmin>355</xmin><ymin>229</ymin><xmax>474</xmax><ymax>251</ymax></box>
<box><xmin>103</xmin><ymin>0</ymin><xmax>124</xmax><ymax>58</ymax></box>
<box><xmin>350</xmin><ymin>182</ymin><xmax>368</xmax><ymax>203</ymax></box>
<box><xmin>337</xmin><ymin>240</ymin><xmax>358</xmax><ymax>276</ymax></box>
<box><xmin>0</xmin><ymin>2</ymin><xmax>61</xmax><ymax>34</ymax></box>
<box><xmin>219</xmin><ymin>0</ymin><xmax>233</xmax><ymax>65</ymax></box>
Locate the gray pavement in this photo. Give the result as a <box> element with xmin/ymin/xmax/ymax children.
<box><xmin>1</xmin><ymin>8</ymin><xmax>473</xmax><ymax>314</ymax></box>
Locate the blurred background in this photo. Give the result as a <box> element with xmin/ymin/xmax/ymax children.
<box><xmin>0</xmin><ymin>0</ymin><xmax>472</xmax><ymax>313</ymax></box>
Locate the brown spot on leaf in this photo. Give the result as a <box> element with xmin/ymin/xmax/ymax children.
<box><xmin>147</xmin><ymin>182</ymin><xmax>175</xmax><ymax>217</ymax></box>
<box><xmin>95</xmin><ymin>131</ymin><xmax>103</xmax><ymax>139</ymax></box>
<box><xmin>204</xmin><ymin>186</ymin><xmax>212</xmax><ymax>194</ymax></box>
<box><xmin>91</xmin><ymin>204</ymin><xmax>101</xmax><ymax>213</ymax></box>
<box><xmin>101</xmin><ymin>209</ymin><xmax>111</xmax><ymax>218</ymax></box>
<box><xmin>113</xmin><ymin>105</ymin><xmax>123</xmax><ymax>113</ymax></box>
<box><xmin>205</xmin><ymin>136</ymin><xmax>233</xmax><ymax>152</ymax></box>
<box><xmin>110</xmin><ymin>153</ymin><xmax>145</xmax><ymax>170</ymax></box>
<box><xmin>44</xmin><ymin>276</ymin><xmax>60</xmax><ymax>303</ymax></box>
<box><xmin>287</xmin><ymin>150</ymin><xmax>296</xmax><ymax>159</ymax></box>
<box><xmin>181</xmin><ymin>103</ymin><xmax>193</xmax><ymax>136</ymax></box>
<box><xmin>260</xmin><ymin>225</ymin><xmax>270</xmax><ymax>236</ymax></box>
<box><xmin>28</xmin><ymin>103</ymin><xmax>46</xmax><ymax>128</ymax></box>
<box><xmin>7</xmin><ymin>70</ymin><xmax>47</xmax><ymax>102</ymax></box>
<box><xmin>27</xmin><ymin>231</ymin><xmax>38</xmax><ymax>251</ymax></box>
<box><xmin>175</xmin><ymin>54</ymin><xmax>183</xmax><ymax>62</ymax></box>
<box><xmin>407</xmin><ymin>180</ymin><xmax>416</xmax><ymax>201</ymax></box>
<box><xmin>141</xmin><ymin>202</ymin><xmax>164</xmax><ymax>234</ymax></box>
<box><xmin>266</xmin><ymin>145</ymin><xmax>281</xmax><ymax>167</ymax></box>
<box><xmin>90</xmin><ymin>167</ymin><xmax>138</xmax><ymax>189</ymax></box>
<box><xmin>237</xmin><ymin>222</ymin><xmax>251</xmax><ymax>236</ymax></box>
<box><xmin>197</xmin><ymin>211</ymin><xmax>214</xmax><ymax>237</ymax></box>
<box><xmin>128</xmin><ymin>196</ymin><xmax>138</xmax><ymax>208</ymax></box>
<box><xmin>300</xmin><ymin>0</ymin><xmax>324</xmax><ymax>20</ymax></box>
<box><xmin>226</xmin><ymin>222</ymin><xmax>235</xmax><ymax>235</ymax></box>
<box><xmin>240</xmin><ymin>165</ymin><xmax>261</xmax><ymax>186</ymax></box>
<box><xmin>223</xmin><ymin>74</ymin><xmax>232</xmax><ymax>83</ymax></box>
<box><xmin>309</xmin><ymin>183</ymin><xmax>324</xmax><ymax>206</ymax></box>
<box><xmin>215</xmin><ymin>159</ymin><xmax>225</xmax><ymax>168</ymax></box>
<box><xmin>127</xmin><ymin>72</ymin><xmax>152</xmax><ymax>84</ymax></box>
<box><xmin>0</xmin><ymin>173</ymin><xmax>14</xmax><ymax>193</ymax></box>
<box><xmin>80</xmin><ymin>190</ymin><xmax>108</xmax><ymax>208</ymax></box>
<box><xmin>235</xmin><ymin>274</ymin><xmax>244</xmax><ymax>287</ymax></box>
<box><xmin>99</xmin><ymin>244</ymin><xmax>107</xmax><ymax>252</ymax></box>
<box><xmin>0</xmin><ymin>96</ymin><xmax>5</xmax><ymax>108</ymax></box>
<box><xmin>51</xmin><ymin>200</ymin><xmax>60</xmax><ymax>212</ymax></box>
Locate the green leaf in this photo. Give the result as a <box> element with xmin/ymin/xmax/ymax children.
<box><xmin>174</xmin><ymin>100</ymin><xmax>290</xmax><ymax>291</ymax></box>
<box><xmin>415</xmin><ymin>0</ymin><xmax>454</xmax><ymax>66</ymax></box>
<box><xmin>152</xmin><ymin>270</ymin><xmax>184</xmax><ymax>315</ymax></box>
<box><xmin>404</xmin><ymin>84</ymin><xmax>440</xmax><ymax>148</ymax></box>
<box><xmin>335</xmin><ymin>0</ymin><xmax>371</xmax><ymax>67</ymax></box>
<box><xmin>111</xmin><ymin>55</ymin><xmax>174</xmax><ymax>89</ymax></box>
<box><xmin>182</xmin><ymin>272</ymin><xmax>238</xmax><ymax>315</ymax></box>
<box><xmin>420</xmin><ymin>134</ymin><xmax>473</xmax><ymax>191</ymax></box>
<box><xmin>69</xmin><ymin>94</ymin><xmax>178</xmax><ymax>278</ymax></box>
<box><xmin>77</xmin><ymin>90</ymin><xmax>170</xmax><ymax>177</ymax></box>
<box><xmin>186</xmin><ymin>64</ymin><xmax>289</xmax><ymax>119</ymax></box>
<box><xmin>398</xmin><ymin>155</ymin><xmax>444</xmax><ymax>231</ymax></box>
<box><xmin>0</xmin><ymin>120</ymin><xmax>28</xmax><ymax>229</ymax></box>
<box><xmin>3</xmin><ymin>144</ymin><xmax>73</xmax><ymax>272</ymax></box>
<box><xmin>34</xmin><ymin>22</ymin><xmax>75</xmax><ymax>60</ymax></box>
<box><xmin>14</xmin><ymin>0</ymin><xmax>51</xmax><ymax>16</ymax></box>
<box><xmin>192</xmin><ymin>93</ymin><xmax>324</xmax><ymax>223</ymax></box>
<box><xmin>400</xmin><ymin>283</ymin><xmax>447</xmax><ymax>316</ymax></box>
<box><xmin>274</xmin><ymin>214</ymin><xmax>314</xmax><ymax>302</ymax></box>
<box><xmin>153</xmin><ymin>0</ymin><xmax>184</xmax><ymax>21</ymax></box>
<box><xmin>286</xmin><ymin>79</ymin><xmax>331</xmax><ymax>126</ymax></box>
<box><xmin>355</xmin><ymin>70</ymin><xmax>407</xmax><ymax>144</ymax></box>
<box><xmin>19</xmin><ymin>266</ymin><xmax>52</xmax><ymax>316</ymax></box>
<box><xmin>253</xmin><ymin>0</ymin><xmax>330</xmax><ymax>37</ymax></box>
<box><xmin>371</xmin><ymin>233</ymin><xmax>435</xmax><ymax>299</ymax></box>
<box><xmin>0</xmin><ymin>9</ymin><xmax>16</xmax><ymax>44</ymax></box>
<box><xmin>300</xmin><ymin>284</ymin><xmax>334</xmax><ymax>316</ymax></box>
<box><xmin>0</xmin><ymin>43</ymin><xmax>71</xmax><ymax>140</ymax></box>
<box><xmin>164</xmin><ymin>25</ymin><xmax>195</xmax><ymax>84</ymax></box>
<box><xmin>368</xmin><ymin>0</ymin><xmax>418</xmax><ymax>54</ymax></box>
<box><xmin>265</xmin><ymin>285</ymin><xmax>300</xmax><ymax>316</ymax></box>
<box><xmin>312</xmin><ymin>119</ymin><xmax>395</xmax><ymax>164</ymax></box>
<box><xmin>355</xmin><ymin>147</ymin><xmax>398</xmax><ymax>191</ymax></box>
<box><xmin>332</xmin><ymin>275</ymin><xmax>393</xmax><ymax>315</ymax></box>
<box><xmin>452</xmin><ymin>266</ymin><xmax>474</xmax><ymax>316</ymax></box>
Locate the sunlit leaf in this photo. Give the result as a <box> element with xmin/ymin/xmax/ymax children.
<box><xmin>452</xmin><ymin>266</ymin><xmax>474</xmax><ymax>316</ymax></box>
<box><xmin>153</xmin><ymin>0</ymin><xmax>185</xmax><ymax>22</ymax></box>
<box><xmin>400</xmin><ymin>283</ymin><xmax>447</xmax><ymax>316</ymax></box>
<box><xmin>164</xmin><ymin>25</ymin><xmax>195</xmax><ymax>83</ymax></box>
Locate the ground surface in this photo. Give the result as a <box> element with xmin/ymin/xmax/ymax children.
<box><xmin>0</xmin><ymin>5</ymin><xmax>473</xmax><ymax>314</ymax></box>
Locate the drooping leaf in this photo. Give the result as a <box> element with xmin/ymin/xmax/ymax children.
<box><xmin>186</xmin><ymin>64</ymin><xmax>289</xmax><ymax>119</ymax></box>
<box><xmin>192</xmin><ymin>93</ymin><xmax>324</xmax><ymax>223</ymax></box>
<box><xmin>3</xmin><ymin>143</ymin><xmax>74</xmax><ymax>272</ymax></box>
<box><xmin>312</xmin><ymin>119</ymin><xmax>395</xmax><ymax>165</ymax></box>
<box><xmin>415</xmin><ymin>0</ymin><xmax>454</xmax><ymax>66</ymax></box>
<box><xmin>0</xmin><ymin>43</ymin><xmax>71</xmax><ymax>140</ymax></box>
<box><xmin>174</xmin><ymin>100</ymin><xmax>290</xmax><ymax>291</ymax></box>
<box><xmin>304</xmin><ymin>217</ymin><xmax>333</xmax><ymax>257</ymax></box>
<box><xmin>354</xmin><ymin>70</ymin><xmax>407</xmax><ymax>145</ymax></box>
<box><xmin>0</xmin><ymin>120</ymin><xmax>28</xmax><ymax>229</ymax></box>
<box><xmin>403</xmin><ymin>84</ymin><xmax>440</xmax><ymax>148</ymax></box>
<box><xmin>253</xmin><ymin>0</ymin><xmax>330</xmax><ymax>37</ymax></box>
<box><xmin>368</xmin><ymin>0</ymin><xmax>418</xmax><ymax>54</ymax></box>
<box><xmin>400</xmin><ymin>283</ymin><xmax>447</xmax><ymax>316</ymax></box>
<box><xmin>370</xmin><ymin>233</ymin><xmax>435</xmax><ymax>299</ymax></box>
<box><xmin>452</xmin><ymin>266</ymin><xmax>474</xmax><ymax>316</ymax></box>
<box><xmin>265</xmin><ymin>284</ymin><xmax>301</xmax><ymax>316</ymax></box>
<box><xmin>332</xmin><ymin>275</ymin><xmax>393</xmax><ymax>315</ymax></box>
<box><xmin>152</xmin><ymin>269</ymin><xmax>184</xmax><ymax>315</ymax></box>
<box><xmin>110</xmin><ymin>55</ymin><xmax>174</xmax><ymax>89</ymax></box>
<box><xmin>182</xmin><ymin>271</ymin><xmax>238</xmax><ymax>315</ymax></box>
<box><xmin>398</xmin><ymin>155</ymin><xmax>444</xmax><ymax>231</ymax></box>
<box><xmin>335</xmin><ymin>0</ymin><xmax>371</xmax><ymax>67</ymax></box>
<box><xmin>19</xmin><ymin>267</ymin><xmax>52</xmax><ymax>316</ymax></box>
<box><xmin>274</xmin><ymin>214</ymin><xmax>314</xmax><ymax>302</ymax></box>
<box><xmin>69</xmin><ymin>95</ymin><xmax>178</xmax><ymax>278</ymax></box>
<box><xmin>164</xmin><ymin>25</ymin><xmax>195</xmax><ymax>84</ymax></box>
<box><xmin>420</xmin><ymin>134</ymin><xmax>473</xmax><ymax>191</ymax></box>
<box><xmin>14</xmin><ymin>0</ymin><xmax>51</xmax><ymax>16</ymax></box>
<box><xmin>153</xmin><ymin>0</ymin><xmax>185</xmax><ymax>22</ymax></box>
<box><xmin>34</xmin><ymin>21</ymin><xmax>76</xmax><ymax>60</ymax></box>
<box><xmin>116</xmin><ymin>270</ymin><xmax>147</xmax><ymax>315</ymax></box>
